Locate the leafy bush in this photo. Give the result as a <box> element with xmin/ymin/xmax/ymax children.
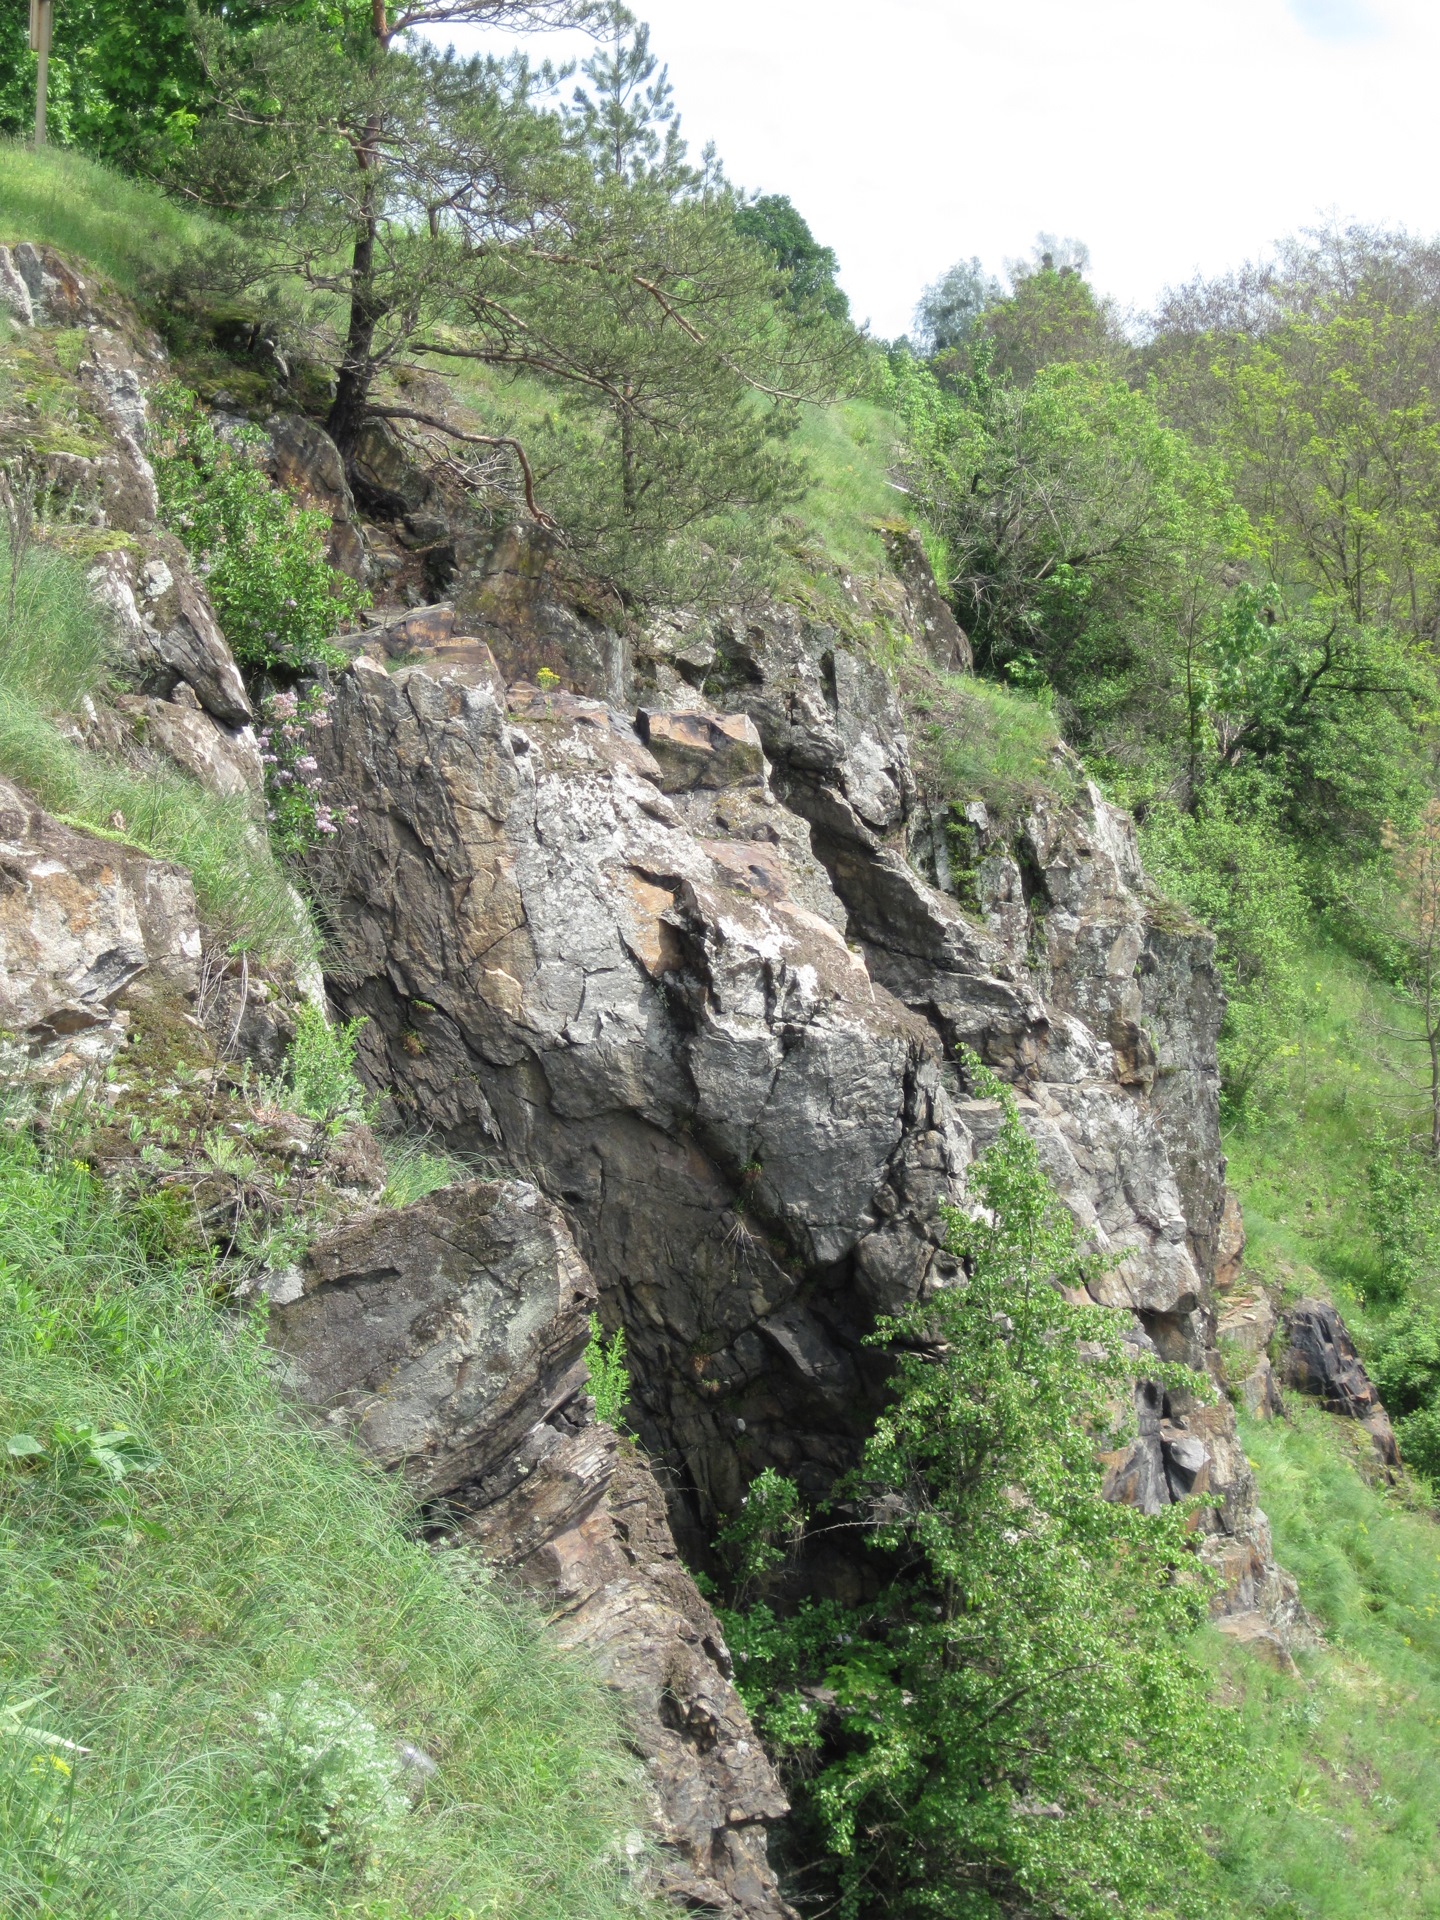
<box><xmin>1143</xmin><ymin>780</ymin><xmax>1308</xmax><ymax>1111</ymax></box>
<box><xmin>250</xmin><ymin>1681</ymin><xmax>407</xmax><ymax>1881</ymax></box>
<box><xmin>715</xmin><ymin>1466</ymin><xmax>805</xmax><ymax>1604</ymax></box>
<box><xmin>1363</xmin><ymin>1136</ymin><xmax>1440</xmax><ymax>1302</ymax></box>
<box><xmin>1368</xmin><ymin>1305</ymin><xmax>1440</xmax><ymax>1420</ymax></box>
<box><xmin>150</xmin><ymin>386</ymin><xmax>367</xmax><ymax>677</ymax></box>
<box><xmin>723</xmin><ymin>1062</ymin><xmax>1235</xmax><ymax>1920</ymax></box>
<box><xmin>283</xmin><ymin>1005</ymin><xmax>369</xmax><ymax>1133</ymax></box>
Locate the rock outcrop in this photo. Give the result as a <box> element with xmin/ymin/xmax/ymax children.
<box><xmin>266</xmin><ymin>1180</ymin><xmax>792</xmax><ymax>1918</ymax></box>
<box><xmin>0</xmin><ymin>774</ymin><xmax>200</xmax><ymax>1086</ymax></box>
<box><xmin>1279</xmin><ymin>1298</ymin><xmax>1400</xmax><ymax>1470</ymax></box>
<box><xmin>0</xmin><ymin>256</ymin><xmax>262</xmax><ymax>805</ymax></box>
<box><xmin>302</xmin><ymin>568</ymin><xmax>1294</xmax><ymax>1645</ymax></box>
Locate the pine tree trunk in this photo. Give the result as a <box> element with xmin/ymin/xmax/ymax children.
<box><xmin>328</xmin><ymin>183</ymin><xmax>381</xmax><ymax>459</ymax></box>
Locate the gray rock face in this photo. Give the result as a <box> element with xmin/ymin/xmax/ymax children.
<box><xmin>266</xmin><ymin>1179</ymin><xmax>792</xmax><ymax>1920</ymax></box>
<box><xmin>305</xmin><ymin>582</ymin><xmax>1283</xmax><ymax>1624</ymax></box>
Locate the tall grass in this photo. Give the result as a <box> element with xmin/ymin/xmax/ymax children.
<box><xmin>0</xmin><ymin>1125</ymin><xmax>648</xmax><ymax>1919</ymax></box>
<box><xmin>0</xmin><ymin>143</ymin><xmax>208</xmax><ymax>298</ymax></box>
<box><xmin>0</xmin><ymin>525</ymin><xmax>313</xmax><ymax>966</ymax></box>
<box><xmin>789</xmin><ymin>396</ymin><xmax>904</xmax><ymax>573</ymax></box>
<box><xmin>1205</xmin><ymin>1407</ymin><xmax>1440</xmax><ymax>1918</ymax></box>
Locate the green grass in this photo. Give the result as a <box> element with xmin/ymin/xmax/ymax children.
<box><xmin>1223</xmin><ymin>937</ymin><xmax>1426</xmax><ymax>1320</ymax></box>
<box><xmin>0</xmin><ymin>143</ymin><xmax>210</xmax><ymax>299</ymax></box>
<box><xmin>0</xmin><ymin>1123</ymin><xmax>648</xmax><ymax>1920</ymax></box>
<box><xmin>905</xmin><ymin>667</ymin><xmax>1069</xmax><ymax>823</ymax></box>
<box><xmin>788</xmin><ymin>396</ymin><xmax>904</xmax><ymax>573</ymax></box>
<box><xmin>1206</xmin><ymin>1406</ymin><xmax>1440</xmax><ymax>1918</ymax></box>
<box><xmin>0</xmin><ymin>527</ymin><xmax>313</xmax><ymax>967</ymax></box>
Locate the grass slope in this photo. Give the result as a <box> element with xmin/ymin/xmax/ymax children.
<box><xmin>1208</xmin><ymin>1408</ymin><xmax>1440</xmax><ymax>1918</ymax></box>
<box><xmin>0</xmin><ymin>142</ymin><xmax>207</xmax><ymax>296</ymax></box>
<box><xmin>0</xmin><ymin>1126</ymin><xmax>646</xmax><ymax>1919</ymax></box>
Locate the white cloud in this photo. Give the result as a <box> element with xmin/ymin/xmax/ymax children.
<box><xmin>436</xmin><ymin>0</ymin><xmax>1439</xmax><ymax>338</ymax></box>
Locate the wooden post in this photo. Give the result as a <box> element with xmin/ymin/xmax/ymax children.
<box><xmin>29</xmin><ymin>0</ymin><xmax>53</xmax><ymax>150</ymax></box>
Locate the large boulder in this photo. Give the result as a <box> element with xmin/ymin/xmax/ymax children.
<box><xmin>1280</xmin><ymin>1298</ymin><xmax>1400</xmax><ymax>1468</ymax></box>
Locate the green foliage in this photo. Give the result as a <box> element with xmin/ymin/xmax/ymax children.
<box><xmin>1143</xmin><ymin>781</ymin><xmax>1308</xmax><ymax>1109</ymax></box>
<box><xmin>734</xmin><ymin>194</ymin><xmax>849</xmax><ymax>320</ymax></box>
<box><xmin>283</xmin><ymin>1005</ymin><xmax>369</xmax><ymax>1133</ymax></box>
<box><xmin>0</xmin><ymin>1</ymin><xmax>287</xmax><ymax>169</ymax></box>
<box><xmin>1363</xmin><ymin>1138</ymin><xmax>1440</xmax><ymax>1303</ymax></box>
<box><xmin>149</xmin><ymin>387</ymin><xmax>367</xmax><ymax>677</ymax></box>
<box><xmin>887</xmin><ymin>348</ymin><xmax>1247</xmax><ymax>756</ymax></box>
<box><xmin>584</xmin><ymin>1315</ymin><xmax>631</xmax><ymax>1431</ymax></box>
<box><xmin>0</xmin><ymin>139</ymin><xmax>209</xmax><ymax>293</ymax></box>
<box><xmin>907</xmin><ymin>667</ymin><xmax>1068</xmax><ymax>827</ymax></box>
<box><xmin>0</xmin><ymin>1125</ymin><xmax>645</xmax><ymax>1918</ymax></box>
<box><xmin>725</xmin><ymin>1064</ymin><xmax>1232</xmax><ymax>1919</ymax></box>
<box><xmin>250</xmin><ymin>1680</ymin><xmax>408</xmax><ymax>1881</ymax></box>
<box><xmin>1152</xmin><ymin>230</ymin><xmax>1440</xmax><ymax>645</ymax></box>
<box><xmin>714</xmin><ymin>1466</ymin><xmax>804</xmax><ymax>1603</ymax></box>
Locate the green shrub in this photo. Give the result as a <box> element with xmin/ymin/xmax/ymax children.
<box><xmin>1363</xmin><ymin>1137</ymin><xmax>1440</xmax><ymax>1303</ymax></box>
<box><xmin>150</xmin><ymin>386</ymin><xmax>367</xmax><ymax>678</ymax></box>
<box><xmin>250</xmin><ymin>1680</ymin><xmax>407</xmax><ymax>1881</ymax></box>
<box><xmin>724</xmin><ymin>1061</ymin><xmax>1235</xmax><ymax>1920</ymax></box>
<box><xmin>1143</xmin><ymin>780</ymin><xmax>1307</xmax><ymax>1111</ymax></box>
<box><xmin>1368</xmin><ymin>1304</ymin><xmax>1440</xmax><ymax>1420</ymax></box>
<box><xmin>715</xmin><ymin>1466</ymin><xmax>805</xmax><ymax>1604</ymax></box>
<box><xmin>283</xmin><ymin>1005</ymin><xmax>369</xmax><ymax>1133</ymax></box>
<box><xmin>584</xmin><ymin>1316</ymin><xmax>631</xmax><ymax>1431</ymax></box>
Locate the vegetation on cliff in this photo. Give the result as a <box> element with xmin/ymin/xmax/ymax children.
<box><xmin>7</xmin><ymin>4</ymin><xmax>1440</xmax><ymax>1918</ymax></box>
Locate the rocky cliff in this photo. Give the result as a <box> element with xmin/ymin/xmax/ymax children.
<box><xmin>0</xmin><ymin>254</ymin><xmax>1299</xmax><ymax>1919</ymax></box>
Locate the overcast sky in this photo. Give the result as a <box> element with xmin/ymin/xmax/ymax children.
<box><xmin>444</xmin><ymin>0</ymin><xmax>1439</xmax><ymax>338</ymax></box>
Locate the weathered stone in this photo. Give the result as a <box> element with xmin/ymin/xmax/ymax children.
<box><xmin>1215</xmin><ymin>1188</ymin><xmax>1246</xmax><ymax>1290</ymax></box>
<box><xmin>266</xmin><ymin>414</ymin><xmax>368</xmax><ymax>582</ymax></box>
<box><xmin>636</xmin><ymin>707</ymin><xmax>766</xmax><ymax>792</ymax></box>
<box><xmin>87</xmin><ymin>544</ymin><xmax>253</xmax><ymax>728</ymax></box>
<box><xmin>0</xmin><ymin>246</ymin><xmax>34</xmax><ymax>326</ymax></box>
<box><xmin>1279</xmin><ymin>1299</ymin><xmax>1400</xmax><ymax>1471</ymax></box>
<box><xmin>266</xmin><ymin>1178</ymin><xmax>792</xmax><ymax>1920</ymax></box>
<box><xmin>0</xmin><ymin>775</ymin><xmax>200</xmax><ymax>1083</ymax></box>
<box><xmin>84</xmin><ymin>690</ymin><xmax>264</xmax><ymax>808</ymax></box>
<box><xmin>880</xmin><ymin>524</ymin><xmax>973</xmax><ymax>671</ymax></box>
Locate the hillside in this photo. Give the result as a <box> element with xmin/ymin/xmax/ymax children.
<box><xmin>3</xmin><ymin>46</ymin><xmax>1440</xmax><ymax>1920</ymax></box>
